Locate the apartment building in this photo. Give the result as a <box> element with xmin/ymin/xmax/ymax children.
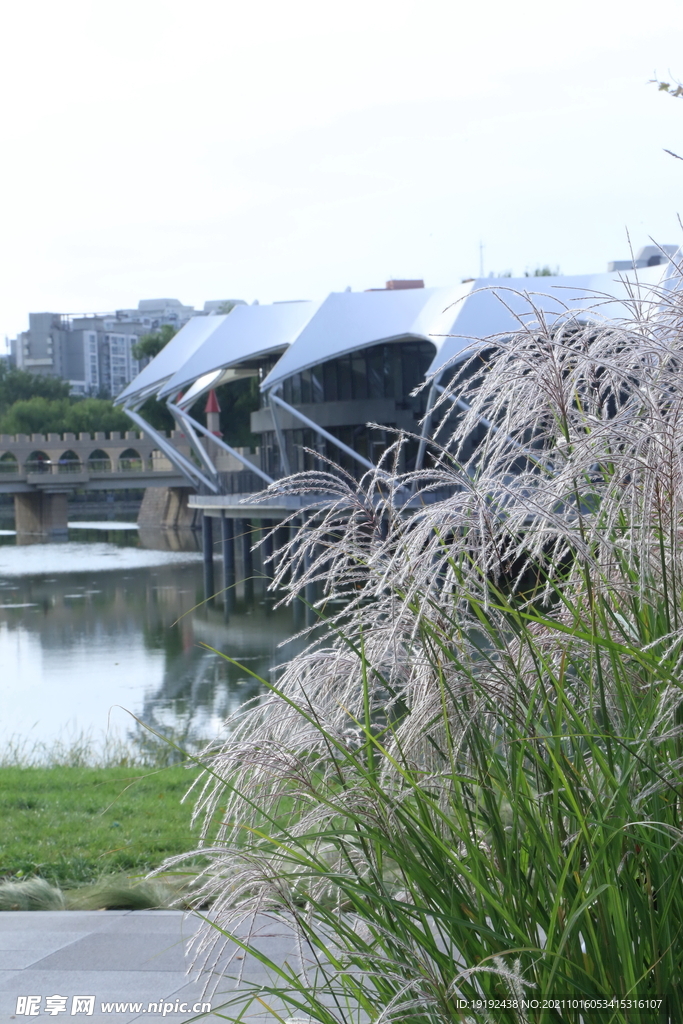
<box><xmin>10</xmin><ymin>299</ymin><xmax>198</xmax><ymax>397</ymax></box>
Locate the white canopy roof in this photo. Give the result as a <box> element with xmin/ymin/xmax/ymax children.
<box><xmin>116</xmin><ymin>314</ymin><xmax>231</xmax><ymax>406</ymax></box>
<box><xmin>260</xmin><ymin>287</ymin><xmax>448</xmax><ymax>392</ymax></box>
<box><xmin>428</xmin><ymin>266</ymin><xmax>672</xmax><ymax>377</ymax></box>
<box><xmin>260</xmin><ymin>268</ymin><xmax>673</xmax><ymax>393</ymax></box>
<box><xmin>118</xmin><ymin>262</ymin><xmax>677</xmax><ymax>408</ymax></box>
<box><xmin>158</xmin><ymin>300</ymin><xmax>319</xmax><ymax>400</ymax></box>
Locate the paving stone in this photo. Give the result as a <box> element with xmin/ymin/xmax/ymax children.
<box><xmin>0</xmin><ymin>911</ymin><xmax>312</xmax><ymax>1022</ymax></box>
<box><xmin>29</xmin><ymin>932</ymin><xmax>192</xmax><ymax>973</ymax></box>
<box><xmin>0</xmin><ymin>930</ymin><xmax>89</xmax><ymax>952</ymax></box>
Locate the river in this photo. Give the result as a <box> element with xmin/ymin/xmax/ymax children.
<box><xmin>0</xmin><ymin>523</ymin><xmax>304</xmax><ymax>761</ymax></box>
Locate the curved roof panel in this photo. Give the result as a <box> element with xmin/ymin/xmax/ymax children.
<box><xmin>118</xmin><ymin>262</ymin><xmax>678</xmax><ymax>408</ymax></box>
<box><xmin>159</xmin><ymin>300</ymin><xmax>319</xmax><ymax>399</ymax></box>
<box><xmin>260</xmin><ymin>287</ymin><xmax>445</xmax><ymax>392</ymax></box>
<box><xmin>427</xmin><ymin>266</ymin><xmax>672</xmax><ymax>377</ymax></box>
<box><xmin>115</xmin><ymin>314</ymin><xmax>230</xmax><ymax>406</ymax></box>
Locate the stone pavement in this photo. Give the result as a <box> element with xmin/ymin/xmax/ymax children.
<box><xmin>0</xmin><ymin>911</ymin><xmax>300</xmax><ymax>1024</ymax></box>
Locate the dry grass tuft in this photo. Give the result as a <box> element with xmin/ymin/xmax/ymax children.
<box><xmin>176</xmin><ymin>263</ymin><xmax>683</xmax><ymax>1022</ymax></box>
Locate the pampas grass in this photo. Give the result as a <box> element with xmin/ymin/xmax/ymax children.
<box><xmin>65</xmin><ymin>874</ymin><xmax>179</xmax><ymax>910</ymax></box>
<box><xmin>178</xmin><ymin>264</ymin><xmax>683</xmax><ymax>1022</ymax></box>
<box><xmin>0</xmin><ymin>878</ymin><xmax>65</xmax><ymax>911</ymax></box>
<box><xmin>0</xmin><ymin>874</ymin><xmax>193</xmax><ymax>912</ymax></box>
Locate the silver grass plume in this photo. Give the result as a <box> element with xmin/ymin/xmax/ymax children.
<box><xmin>174</xmin><ymin>267</ymin><xmax>683</xmax><ymax>1016</ymax></box>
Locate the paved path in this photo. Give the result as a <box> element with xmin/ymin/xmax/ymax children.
<box><xmin>0</xmin><ymin>911</ymin><xmax>298</xmax><ymax>1024</ymax></box>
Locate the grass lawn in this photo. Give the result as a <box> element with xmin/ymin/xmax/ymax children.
<box><xmin>0</xmin><ymin>764</ymin><xmax>205</xmax><ymax>889</ymax></box>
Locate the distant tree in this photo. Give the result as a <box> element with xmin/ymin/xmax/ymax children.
<box><xmin>217</xmin><ymin>300</ymin><xmax>245</xmax><ymax>315</ymax></box>
<box><xmin>651</xmin><ymin>77</ymin><xmax>683</xmax><ymax>99</ymax></box>
<box><xmin>131</xmin><ymin>324</ymin><xmax>177</xmax><ymax>362</ymax></box>
<box><xmin>64</xmin><ymin>398</ymin><xmax>133</xmax><ymax>435</ymax></box>
<box><xmin>214</xmin><ymin>377</ymin><xmax>260</xmax><ymax>448</ymax></box>
<box><xmin>0</xmin><ymin>396</ymin><xmax>131</xmax><ymax>436</ymax></box>
<box><xmin>138</xmin><ymin>395</ymin><xmax>175</xmax><ymax>434</ymax></box>
<box><xmin>525</xmin><ymin>266</ymin><xmax>560</xmax><ymax>277</ymax></box>
<box><xmin>0</xmin><ymin>364</ymin><xmax>70</xmax><ymax>417</ymax></box>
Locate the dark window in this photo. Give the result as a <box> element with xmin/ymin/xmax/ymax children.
<box><xmin>367</xmin><ymin>346</ymin><xmax>384</xmax><ymax>400</ymax></box>
<box><xmin>351</xmin><ymin>353</ymin><xmax>368</xmax><ymax>400</ymax></box>
<box><xmin>300</xmin><ymin>368</ymin><xmax>312</xmax><ymax>404</ymax></box>
<box><xmin>290</xmin><ymin>429</ymin><xmax>303</xmax><ymax>472</ymax></box>
<box><xmin>333</xmin><ymin>426</ymin><xmax>354</xmax><ymax>473</ymax></box>
<box><xmin>353</xmin><ymin>424</ymin><xmax>369</xmax><ymax>461</ymax></box>
<box><xmin>388</xmin><ymin>345</ymin><xmax>402</xmax><ymax>399</ymax></box>
<box><xmin>401</xmin><ymin>344</ymin><xmax>421</xmax><ymax>401</ymax></box>
<box><xmin>311</xmin><ymin>367</ymin><xmax>324</xmax><ymax>403</ymax></box>
<box><xmin>291</xmin><ymin>373</ymin><xmax>302</xmax><ymax>406</ymax></box>
<box><xmin>337</xmin><ymin>356</ymin><xmax>352</xmax><ymax>400</ymax></box>
<box><xmin>302</xmin><ymin>428</ymin><xmax>321</xmax><ymax>470</ymax></box>
<box><xmin>323</xmin><ymin>360</ymin><xmax>338</xmax><ymax>402</ymax></box>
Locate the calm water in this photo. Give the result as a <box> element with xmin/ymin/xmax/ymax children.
<box><xmin>0</xmin><ymin>524</ymin><xmax>303</xmax><ymax>757</ymax></box>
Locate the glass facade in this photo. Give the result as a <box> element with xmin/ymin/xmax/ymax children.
<box><xmin>278</xmin><ymin>340</ymin><xmax>434</xmax><ymax>413</ymax></box>
<box><xmin>259</xmin><ymin>339</ymin><xmax>436</xmax><ymax>477</ymax></box>
<box><xmin>260</xmin><ymin>424</ymin><xmax>399</xmax><ymax>478</ymax></box>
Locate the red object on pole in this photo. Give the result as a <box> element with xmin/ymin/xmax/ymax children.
<box><xmin>205</xmin><ymin>390</ymin><xmax>222</xmax><ymax>436</ymax></box>
<box><xmin>205</xmin><ymin>390</ymin><xmax>221</xmax><ymax>414</ymax></box>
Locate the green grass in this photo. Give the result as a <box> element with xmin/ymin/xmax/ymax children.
<box><xmin>0</xmin><ymin>764</ymin><xmax>205</xmax><ymax>888</ymax></box>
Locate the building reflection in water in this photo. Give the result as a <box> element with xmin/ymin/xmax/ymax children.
<box><xmin>0</xmin><ymin>527</ymin><xmax>304</xmax><ymax>754</ymax></box>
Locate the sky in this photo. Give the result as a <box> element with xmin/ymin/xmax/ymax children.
<box><xmin>1</xmin><ymin>0</ymin><xmax>683</xmax><ymax>346</ymax></box>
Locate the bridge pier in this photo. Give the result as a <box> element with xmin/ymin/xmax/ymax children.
<box><xmin>238</xmin><ymin>518</ymin><xmax>254</xmax><ymax>599</ymax></box>
<box><xmin>221</xmin><ymin>514</ymin><xmax>235</xmax><ymax>611</ymax></box>
<box><xmin>262</xmin><ymin>519</ymin><xmax>275</xmax><ymax>577</ymax></box>
<box><xmin>14</xmin><ymin>492</ymin><xmax>68</xmax><ymax>539</ymax></box>
<box><xmin>137</xmin><ymin>487</ymin><xmax>195</xmax><ymax>529</ymax></box>
<box><xmin>202</xmin><ymin>514</ymin><xmax>215</xmax><ymax>603</ymax></box>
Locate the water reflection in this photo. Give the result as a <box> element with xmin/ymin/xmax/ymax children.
<box><xmin>0</xmin><ymin>531</ymin><xmax>301</xmax><ymax>756</ymax></box>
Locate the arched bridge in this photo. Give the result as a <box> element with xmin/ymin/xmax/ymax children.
<box><xmin>0</xmin><ymin>430</ymin><xmax>193</xmax><ymax>537</ymax></box>
<box><xmin>0</xmin><ymin>430</ymin><xmax>191</xmax><ymax>494</ymax></box>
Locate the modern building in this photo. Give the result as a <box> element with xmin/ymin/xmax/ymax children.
<box><xmin>607</xmin><ymin>244</ymin><xmax>679</xmax><ymax>272</ymax></box>
<box><xmin>115</xmin><ymin>252</ymin><xmax>682</xmax><ymax>507</ymax></box>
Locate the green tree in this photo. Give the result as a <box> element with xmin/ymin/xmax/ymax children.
<box><xmin>63</xmin><ymin>398</ymin><xmax>133</xmax><ymax>435</ymax></box>
<box><xmin>138</xmin><ymin>395</ymin><xmax>175</xmax><ymax>434</ymax></box>
<box><xmin>0</xmin><ymin>396</ymin><xmax>132</xmax><ymax>436</ymax></box>
<box><xmin>131</xmin><ymin>324</ymin><xmax>177</xmax><ymax>362</ymax></box>
<box><xmin>651</xmin><ymin>77</ymin><xmax>683</xmax><ymax>98</ymax></box>
<box><xmin>525</xmin><ymin>265</ymin><xmax>560</xmax><ymax>277</ymax></box>
<box><xmin>215</xmin><ymin>377</ymin><xmax>259</xmax><ymax>448</ymax></box>
<box><xmin>0</xmin><ymin>364</ymin><xmax>70</xmax><ymax>417</ymax></box>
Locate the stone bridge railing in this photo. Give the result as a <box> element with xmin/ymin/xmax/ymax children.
<box><xmin>0</xmin><ymin>430</ymin><xmax>192</xmax><ymax>477</ymax></box>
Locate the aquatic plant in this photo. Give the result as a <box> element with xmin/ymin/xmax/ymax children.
<box><xmin>180</xmin><ymin>264</ymin><xmax>683</xmax><ymax>1022</ymax></box>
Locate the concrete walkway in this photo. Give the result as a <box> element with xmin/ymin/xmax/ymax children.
<box><xmin>0</xmin><ymin>911</ymin><xmax>298</xmax><ymax>1023</ymax></box>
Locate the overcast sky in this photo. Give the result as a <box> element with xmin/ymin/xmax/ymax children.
<box><xmin>1</xmin><ymin>0</ymin><xmax>683</xmax><ymax>345</ymax></box>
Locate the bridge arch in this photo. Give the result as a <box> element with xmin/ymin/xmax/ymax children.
<box><xmin>87</xmin><ymin>449</ymin><xmax>112</xmax><ymax>472</ymax></box>
<box><xmin>0</xmin><ymin>452</ymin><xmax>19</xmax><ymax>473</ymax></box>
<box><xmin>25</xmin><ymin>450</ymin><xmax>50</xmax><ymax>474</ymax></box>
<box><xmin>118</xmin><ymin>447</ymin><xmax>144</xmax><ymax>472</ymax></box>
<box><xmin>57</xmin><ymin>449</ymin><xmax>82</xmax><ymax>474</ymax></box>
